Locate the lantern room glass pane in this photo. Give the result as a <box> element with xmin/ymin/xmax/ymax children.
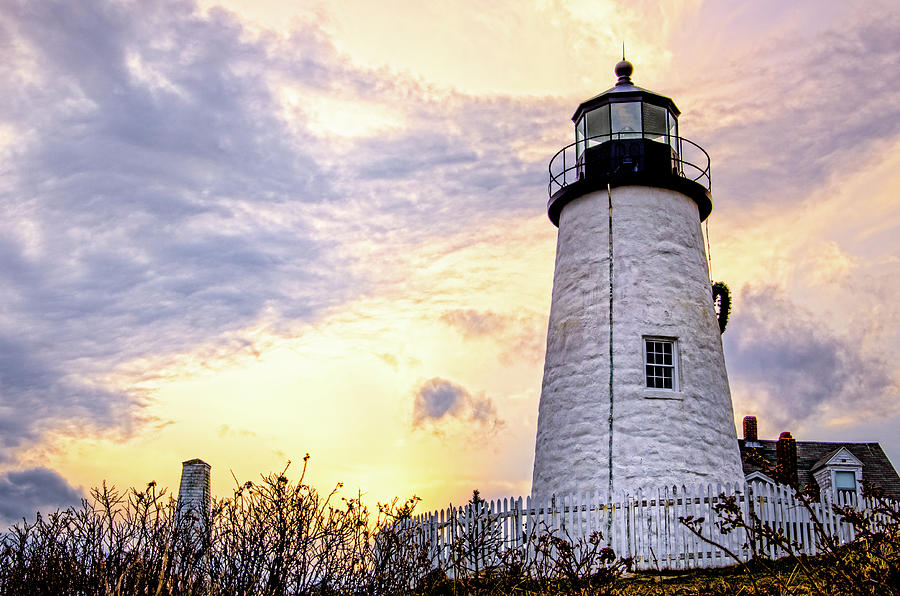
<box><xmin>668</xmin><ymin>111</ymin><xmax>679</xmax><ymax>154</ymax></box>
<box><xmin>585</xmin><ymin>104</ymin><xmax>609</xmax><ymax>148</ymax></box>
<box><xmin>611</xmin><ymin>101</ymin><xmax>641</xmax><ymax>139</ymax></box>
<box><xmin>576</xmin><ymin>117</ymin><xmax>585</xmax><ymax>159</ymax></box>
<box><xmin>643</xmin><ymin>103</ymin><xmax>667</xmax><ymax>141</ymax></box>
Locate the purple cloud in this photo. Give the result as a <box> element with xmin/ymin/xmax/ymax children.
<box><xmin>412</xmin><ymin>378</ymin><xmax>502</xmax><ymax>431</ymax></box>
<box><xmin>0</xmin><ymin>467</ymin><xmax>84</xmax><ymax>526</ymax></box>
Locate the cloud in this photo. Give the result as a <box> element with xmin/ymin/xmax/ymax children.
<box><xmin>0</xmin><ymin>0</ymin><xmax>563</xmax><ymax>461</ymax></box>
<box><xmin>412</xmin><ymin>378</ymin><xmax>502</xmax><ymax>431</ymax></box>
<box><xmin>0</xmin><ymin>467</ymin><xmax>84</xmax><ymax>526</ymax></box>
<box><xmin>0</xmin><ymin>0</ymin><xmax>364</xmax><ymax>456</ymax></box>
<box><xmin>0</xmin><ymin>336</ymin><xmax>141</xmax><ymax>458</ymax></box>
<box><xmin>440</xmin><ymin>309</ymin><xmax>507</xmax><ymax>338</ymax></box>
<box><xmin>439</xmin><ymin>308</ymin><xmax>546</xmax><ymax>365</ymax></box>
<box><xmin>679</xmin><ymin>7</ymin><xmax>900</xmax><ymax>216</ymax></box>
<box><xmin>217</xmin><ymin>424</ymin><xmax>257</xmax><ymax>438</ymax></box>
<box><xmin>724</xmin><ymin>286</ymin><xmax>898</xmax><ymax>432</ymax></box>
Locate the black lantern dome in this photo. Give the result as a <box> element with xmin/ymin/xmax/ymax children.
<box><xmin>547</xmin><ymin>61</ymin><xmax>711</xmax><ymax>226</ymax></box>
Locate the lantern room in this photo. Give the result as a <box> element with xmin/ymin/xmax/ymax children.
<box><xmin>574</xmin><ymin>60</ymin><xmax>679</xmax><ymax>159</ymax></box>
<box><xmin>547</xmin><ymin>60</ymin><xmax>712</xmax><ymax>226</ymax></box>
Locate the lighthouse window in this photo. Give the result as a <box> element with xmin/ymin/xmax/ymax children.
<box><xmin>644</xmin><ymin>338</ymin><xmax>677</xmax><ymax>390</ymax></box>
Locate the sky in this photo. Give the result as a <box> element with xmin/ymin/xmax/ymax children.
<box><xmin>0</xmin><ymin>0</ymin><xmax>899</xmax><ymax>525</ymax></box>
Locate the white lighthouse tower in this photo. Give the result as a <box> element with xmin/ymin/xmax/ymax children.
<box><xmin>531</xmin><ymin>60</ymin><xmax>743</xmax><ymax>500</ymax></box>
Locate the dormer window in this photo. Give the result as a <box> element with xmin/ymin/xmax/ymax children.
<box><xmin>811</xmin><ymin>447</ymin><xmax>863</xmax><ymax>501</ymax></box>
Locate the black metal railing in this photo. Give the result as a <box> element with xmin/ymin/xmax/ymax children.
<box><xmin>548</xmin><ymin>134</ymin><xmax>711</xmax><ymax>197</ymax></box>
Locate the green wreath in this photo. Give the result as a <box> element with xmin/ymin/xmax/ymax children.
<box><xmin>711</xmin><ymin>281</ymin><xmax>731</xmax><ymax>334</ymax></box>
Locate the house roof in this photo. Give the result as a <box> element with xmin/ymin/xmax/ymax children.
<box><xmin>738</xmin><ymin>439</ymin><xmax>900</xmax><ymax>499</ymax></box>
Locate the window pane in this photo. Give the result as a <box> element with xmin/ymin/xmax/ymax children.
<box><xmin>585</xmin><ymin>105</ymin><xmax>609</xmax><ymax>148</ymax></box>
<box><xmin>643</xmin><ymin>103</ymin><xmax>667</xmax><ymax>141</ymax></box>
<box><xmin>644</xmin><ymin>338</ymin><xmax>676</xmax><ymax>390</ymax></box>
<box><xmin>835</xmin><ymin>471</ymin><xmax>856</xmax><ymax>490</ymax></box>
<box><xmin>576</xmin><ymin>117</ymin><xmax>585</xmax><ymax>159</ymax></box>
<box><xmin>611</xmin><ymin>102</ymin><xmax>641</xmax><ymax>139</ymax></box>
<box><xmin>668</xmin><ymin>112</ymin><xmax>679</xmax><ymax>154</ymax></box>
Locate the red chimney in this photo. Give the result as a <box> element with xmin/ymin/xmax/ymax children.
<box><xmin>776</xmin><ymin>431</ymin><xmax>798</xmax><ymax>486</ymax></box>
<box><xmin>743</xmin><ymin>416</ymin><xmax>758</xmax><ymax>441</ymax></box>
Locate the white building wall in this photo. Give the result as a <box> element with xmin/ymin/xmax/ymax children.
<box><xmin>531</xmin><ymin>186</ymin><xmax>744</xmax><ymax>499</ymax></box>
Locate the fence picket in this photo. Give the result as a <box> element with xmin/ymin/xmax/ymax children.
<box><xmin>835</xmin><ymin>491</ymin><xmax>850</xmax><ymax>542</ymax></box>
<box><xmin>688</xmin><ymin>484</ymin><xmax>698</xmax><ymax>568</ymax></box>
<box><xmin>501</xmin><ymin>497</ymin><xmax>507</xmax><ymax>552</ymax></box>
<box><xmin>654</xmin><ymin>487</ymin><xmax>663</xmax><ymax>570</ymax></box>
<box><xmin>693</xmin><ymin>484</ymin><xmax>702</xmax><ymax>567</ymax></box>
<box><xmin>719</xmin><ymin>483</ymin><xmax>732</xmax><ymax>564</ymax></box>
<box><xmin>822</xmin><ymin>494</ymin><xmax>841</xmax><ymax>544</ymax></box>
<box><xmin>621</xmin><ymin>490</ymin><xmax>628</xmax><ymax>562</ymax></box>
<box><xmin>583</xmin><ymin>490</ymin><xmax>590</xmax><ymax>541</ymax></box>
<box><xmin>733</xmin><ymin>483</ymin><xmax>746</xmax><ymax>564</ymax></box>
<box><xmin>635</xmin><ymin>488</ymin><xmax>644</xmax><ymax>566</ymax></box>
<box><xmin>787</xmin><ymin>485</ymin><xmax>798</xmax><ymax>554</ymax></box>
<box><xmin>813</xmin><ymin>495</ymin><xmax>824</xmax><ymax>555</ymax></box>
<box><xmin>595</xmin><ymin>489</ymin><xmax>604</xmax><ymax>547</ymax></box>
<box><xmin>544</xmin><ymin>493</ymin><xmax>553</xmax><ymax>537</ymax></box>
<box><xmin>683</xmin><ymin>485</ymin><xmax>692</xmax><ymax>570</ymax></box>
<box><xmin>802</xmin><ymin>493</ymin><xmax>814</xmax><ymax>555</ymax></box>
<box><xmin>525</xmin><ymin>494</ymin><xmax>533</xmax><ymax>557</ymax></box>
<box><xmin>612</xmin><ymin>493</ymin><xmax>620</xmax><ymax>561</ymax></box>
<box><xmin>661</xmin><ymin>486</ymin><xmax>670</xmax><ymax>568</ymax></box>
<box><xmin>678</xmin><ymin>487</ymin><xmax>684</xmax><ymax>568</ymax></box>
<box><xmin>766</xmin><ymin>483</ymin><xmax>776</xmax><ymax>558</ymax></box>
<box><xmin>684</xmin><ymin>486</ymin><xmax>692</xmax><ymax>568</ymax></box>
<box><xmin>672</xmin><ymin>486</ymin><xmax>681</xmax><ymax>569</ymax></box>
<box><xmin>705</xmin><ymin>483</ymin><xmax>714</xmax><ymax>564</ymax></box>
<box><xmin>775</xmin><ymin>484</ymin><xmax>786</xmax><ymax>558</ymax></box>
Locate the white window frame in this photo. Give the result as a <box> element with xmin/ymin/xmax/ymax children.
<box><xmin>643</xmin><ymin>337</ymin><xmax>679</xmax><ymax>392</ymax></box>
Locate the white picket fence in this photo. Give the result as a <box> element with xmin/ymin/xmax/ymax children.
<box><xmin>399</xmin><ymin>482</ymin><xmax>896</xmax><ymax>572</ymax></box>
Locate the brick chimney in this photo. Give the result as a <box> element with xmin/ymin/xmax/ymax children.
<box><xmin>742</xmin><ymin>416</ymin><xmax>758</xmax><ymax>442</ymax></box>
<box><xmin>776</xmin><ymin>432</ymin><xmax>798</xmax><ymax>486</ymax></box>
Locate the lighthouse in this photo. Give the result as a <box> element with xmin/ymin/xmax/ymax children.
<box><xmin>531</xmin><ymin>60</ymin><xmax>744</xmax><ymax>500</ymax></box>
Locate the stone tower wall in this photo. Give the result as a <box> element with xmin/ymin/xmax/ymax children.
<box><xmin>531</xmin><ymin>186</ymin><xmax>743</xmax><ymax>499</ymax></box>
